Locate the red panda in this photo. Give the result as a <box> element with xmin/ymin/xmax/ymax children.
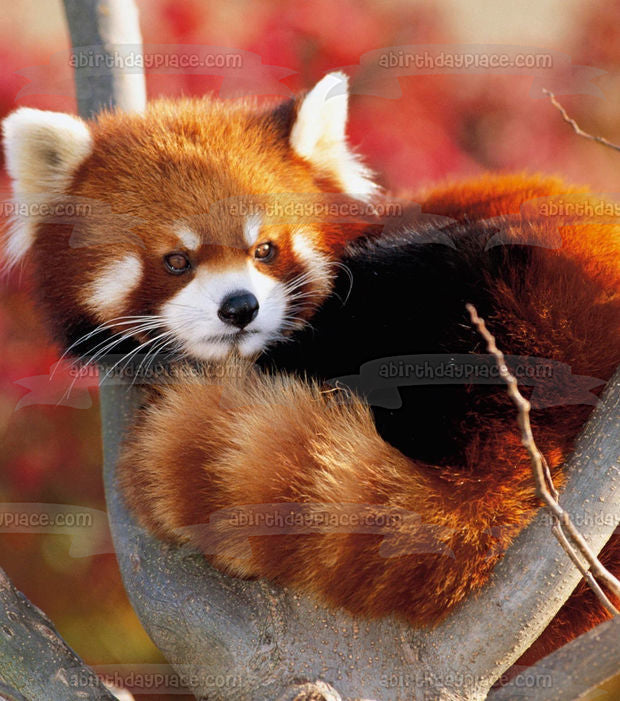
<box><xmin>2</xmin><ymin>72</ymin><xmax>618</xmax><ymax>669</ymax></box>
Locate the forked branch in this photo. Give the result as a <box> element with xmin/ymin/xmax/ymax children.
<box><xmin>466</xmin><ymin>303</ymin><xmax>620</xmax><ymax>614</ymax></box>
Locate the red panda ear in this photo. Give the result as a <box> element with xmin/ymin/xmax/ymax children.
<box><xmin>2</xmin><ymin>108</ymin><xmax>92</xmax><ymax>194</ymax></box>
<box><xmin>1</xmin><ymin>108</ymin><xmax>93</xmax><ymax>267</ymax></box>
<box><xmin>287</xmin><ymin>72</ymin><xmax>379</xmax><ymax>202</ymax></box>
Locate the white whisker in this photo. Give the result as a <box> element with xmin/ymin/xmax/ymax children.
<box><xmin>69</xmin><ymin>320</ymin><xmax>165</xmax><ymax>369</ymax></box>
<box><xmin>101</xmin><ymin>329</ymin><xmax>177</xmax><ymax>384</ymax></box>
<box><xmin>51</xmin><ymin>315</ymin><xmax>162</xmax><ymax>377</ymax></box>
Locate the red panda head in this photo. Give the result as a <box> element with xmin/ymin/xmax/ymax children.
<box><xmin>2</xmin><ymin>72</ymin><xmax>378</xmax><ymax>361</ymax></box>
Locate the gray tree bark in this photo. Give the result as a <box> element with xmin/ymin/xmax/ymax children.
<box><xmin>0</xmin><ymin>567</ymin><xmax>116</xmax><ymax>699</ymax></box>
<box><xmin>488</xmin><ymin>615</ymin><xmax>620</xmax><ymax>700</ymax></box>
<box><xmin>63</xmin><ymin>0</ymin><xmax>146</xmax><ymax>116</ymax></box>
<box><xmin>100</xmin><ymin>367</ymin><xmax>620</xmax><ymax>701</ymax></box>
<box><xmin>0</xmin><ymin>2</ymin><xmax>145</xmax><ymax>700</ymax></box>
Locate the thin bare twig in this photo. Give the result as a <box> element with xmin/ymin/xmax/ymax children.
<box><xmin>466</xmin><ymin>303</ymin><xmax>620</xmax><ymax>614</ymax></box>
<box><xmin>551</xmin><ymin>524</ymin><xmax>618</xmax><ymax>617</ymax></box>
<box><xmin>542</xmin><ymin>89</ymin><xmax>620</xmax><ymax>153</ymax></box>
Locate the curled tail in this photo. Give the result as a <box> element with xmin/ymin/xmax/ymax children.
<box><xmin>119</xmin><ymin>364</ymin><xmax>556</xmax><ymax>625</ymax></box>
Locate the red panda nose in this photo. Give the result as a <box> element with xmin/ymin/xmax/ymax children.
<box><xmin>218</xmin><ymin>291</ymin><xmax>259</xmax><ymax>329</ymax></box>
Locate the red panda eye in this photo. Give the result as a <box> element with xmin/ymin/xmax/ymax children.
<box><xmin>254</xmin><ymin>242</ymin><xmax>276</xmax><ymax>262</ymax></box>
<box><xmin>164</xmin><ymin>252</ymin><xmax>191</xmax><ymax>275</ymax></box>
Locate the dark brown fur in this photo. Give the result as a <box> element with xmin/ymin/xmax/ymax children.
<box><xmin>118</xmin><ymin>175</ymin><xmax>620</xmax><ymax>665</ymax></box>
<box><xmin>24</xmin><ymin>96</ymin><xmax>370</xmax><ymax>351</ymax></box>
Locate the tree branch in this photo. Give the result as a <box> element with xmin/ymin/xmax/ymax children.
<box><xmin>0</xmin><ymin>2</ymin><xmax>145</xmax><ymax>699</ymax></box>
<box><xmin>101</xmin><ymin>359</ymin><xmax>620</xmax><ymax>700</ymax></box>
<box><xmin>542</xmin><ymin>89</ymin><xmax>620</xmax><ymax>153</ymax></box>
<box><xmin>63</xmin><ymin>0</ymin><xmax>146</xmax><ymax>117</ymax></box>
<box><xmin>488</xmin><ymin>615</ymin><xmax>620</xmax><ymax>700</ymax></box>
<box><xmin>466</xmin><ymin>303</ymin><xmax>620</xmax><ymax>611</ymax></box>
<box><xmin>0</xmin><ymin>567</ymin><xmax>117</xmax><ymax>700</ymax></box>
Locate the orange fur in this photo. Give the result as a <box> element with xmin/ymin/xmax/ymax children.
<box><xmin>119</xmin><ymin>366</ymin><xmax>566</xmax><ymax>622</ymax></box>
<box><xmin>17</xmin><ymin>95</ymin><xmax>372</xmax><ymax>353</ymax></box>
<box><xmin>7</xmin><ymin>84</ymin><xmax>616</xmax><ymax>672</ymax></box>
<box><xmin>119</xmin><ymin>174</ymin><xmax>619</xmax><ymax>664</ymax></box>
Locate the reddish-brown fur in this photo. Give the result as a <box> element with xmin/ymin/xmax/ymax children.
<box><xmin>24</xmin><ymin>96</ymin><xmax>370</xmax><ymax>350</ymax></box>
<box><xmin>6</xmin><ymin>83</ymin><xmax>617</xmax><ymax>674</ymax></box>
<box><xmin>119</xmin><ymin>175</ymin><xmax>619</xmax><ymax>666</ymax></box>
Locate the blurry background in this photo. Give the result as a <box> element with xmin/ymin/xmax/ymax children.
<box><xmin>0</xmin><ymin>0</ymin><xmax>618</xmax><ymax>698</ymax></box>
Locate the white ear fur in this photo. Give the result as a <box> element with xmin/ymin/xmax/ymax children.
<box><xmin>289</xmin><ymin>72</ymin><xmax>378</xmax><ymax>200</ymax></box>
<box><xmin>3</xmin><ymin>108</ymin><xmax>93</xmax><ymax>194</ymax></box>
<box><xmin>2</xmin><ymin>108</ymin><xmax>93</xmax><ymax>268</ymax></box>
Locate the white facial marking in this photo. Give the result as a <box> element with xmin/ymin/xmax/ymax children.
<box><xmin>84</xmin><ymin>254</ymin><xmax>143</xmax><ymax>316</ymax></box>
<box><xmin>291</xmin><ymin>231</ymin><xmax>332</xmax><ymax>296</ymax></box>
<box><xmin>243</xmin><ymin>214</ymin><xmax>262</xmax><ymax>248</ymax></box>
<box><xmin>176</xmin><ymin>226</ymin><xmax>201</xmax><ymax>251</ymax></box>
<box><xmin>159</xmin><ymin>261</ymin><xmax>287</xmax><ymax>360</ymax></box>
